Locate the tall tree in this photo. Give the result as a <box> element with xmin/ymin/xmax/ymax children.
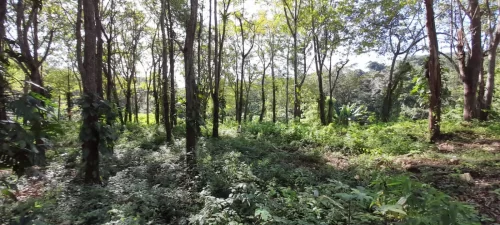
<box><xmin>160</xmin><ymin>0</ymin><xmax>172</xmax><ymax>142</ymax></box>
<box><xmin>212</xmin><ymin>0</ymin><xmax>232</xmax><ymax>137</ymax></box>
<box><xmin>80</xmin><ymin>0</ymin><xmax>101</xmax><ymax>184</ymax></box>
<box><xmin>0</xmin><ymin>0</ymin><xmax>6</xmax><ymax>121</ymax></box>
<box><xmin>235</xmin><ymin>12</ymin><xmax>256</xmax><ymax>124</ymax></box>
<box><xmin>479</xmin><ymin>0</ymin><xmax>500</xmax><ymax>120</ymax></box>
<box><xmin>310</xmin><ymin>0</ymin><xmax>329</xmax><ymax>125</ymax></box>
<box><xmin>167</xmin><ymin>0</ymin><xmax>176</xmax><ymax>127</ymax></box>
<box><xmin>282</xmin><ymin>0</ymin><xmax>303</xmax><ymax>119</ymax></box>
<box><xmin>257</xmin><ymin>35</ymin><xmax>271</xmax><ymax>122</ymax></box>
<box><xmin>455</xmin><ymin>0</ymin><xmax>482</xmax><ymax>121</ymax></box>
<box><xmin>184</xmin><ymin>0</ymin><xmax>199</xmax><ymax>175</ymax></box>
<box><xmin>379</xmin><ymin>5</ymin><xmax>426</xmax><ymax>122</ymax></box>
<box><xmin>424</xmin><ymin>0</ymin><xmax>442</xmax><ymax>142</ymax></box>
<box><xmin>9</xmin><ymin>0</ymin><xmax>54</xmax><ymax>166</ymax></box>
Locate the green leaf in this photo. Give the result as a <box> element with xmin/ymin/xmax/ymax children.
<box><xmin>376</xmin><ymin>204</ymin><xmax>407</xmax><ymax>216</ymax></box>
<box><xmin>255</xmin><ymin>208</ymin><xmax>272</xmax><ymax>221</ymax></box>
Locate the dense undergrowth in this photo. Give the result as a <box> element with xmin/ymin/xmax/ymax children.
<box><xmin>1</xmin><ymin>120</ymin><xmax>499</xmax><ymax>224</ymax></box>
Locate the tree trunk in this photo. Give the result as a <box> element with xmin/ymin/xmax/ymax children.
<box><xmin>286</xmin><ymin>44</ymin><xmax>290</xmax><ymax>123</ymax></box>
<box><xmin>81</xmin><ymin>0</ymin><xmax>101</xmax><ymax>184</ymax></box>
<box><xmin>481</xmin><ymin>47</ymin><xmax>497</xmax><ymax>120</ymax></box>
<box><xmin>154</xmin><ymin>60</ymin><xmax>161</xmax><ymax>124</ymax></box>
<box><xmin>167</xmin><ymin>0</ymin><xmax>176</xmax><ymax>127</ymax></box>
<box><xmin>238</xmin><ymin>31</ymin><xmax>245</xmax><ymax>124</ymax></box>
<box><xmin>160</xmin><ymin>0</ymin><xmax>172</xmax><ymax>142</ymax></box>
<box><xmin>184</xmin><ymin>0</ymin><xmax>199</xmax><ymax>176</ymax></box>
<box><xmin>213</xmin><ymin>0</ymin><xmax>220</xmax><ymax>136</ymax></box>
<box><xmin>94</xmin><ymin>0</ymin><xmax>103</xmax><ymax>98</ymax></box>
<box><xmin>271</xmin><ymin>38</ymin><xmax>276</xmax><ymax>123</ymax></box>
<box><xmin>57</xmin><ymin>95</ymin><xmax>61</xmax><ymax>120</ymax></box>
<box><xmin>133</xmin><ymin>76</ymin><xmax>139</xmax><ymax>123</ymax></box>
<box><xmin>456</xmin><ymin>0</ymin><xmax>482</xmax><ymax>121</ymax></box>
<box><xmin>146</xmin><ymin>76</ymin><xmax>150</xmax><ymax>125</ymax></box>
<box><xmin>480</xmin><ymin>7</ymin><xmax>500</xmax><ymax>120</ymax></box>
<box><xmin>381</xmin><ymin>53</ymin><xmax>398</xmax><ymax>122</ymax></box>
<box><xmin>424</xmin><ymin>0</ymin><xmax>442</xmax><ymax>142</ymax></box>
<box><xmin>259</xmin><ymin>69</ymin><xmax>266</xmax><ymax>123</ymax></box>
<box><xmin>293</xmin><ymin>32</ymin><xmax>299</xmax><ymax>119</ymax></box>
<box><xmin>0</xmin><ymin>0</ymin><xmax>6</xmax><ymax>121</ymax></box>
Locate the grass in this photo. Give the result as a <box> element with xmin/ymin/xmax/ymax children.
<box><xmin>1</xmin><ymin>119</ymin><xmax>499</xmax><ymax>224</ymax></box>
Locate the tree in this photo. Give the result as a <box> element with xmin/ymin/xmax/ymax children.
<box><xmin>79</xmin><ymin>0</ymin><xmax>101</xmax><ymax>184</ymax></box>
<box><xmin>212</xmin><ymin>0</ymin><xmax>232</xmax><ymax>137</ymax></box>
<box><xmin>424</xmin><ymin>0</ymin><xmax>441</xmax><ymax>142</ymax></box>
<box><xmin>282</xmin><ymin>0</ymin><xmax>303</xmax><ymax>119</ymax></box>
<box><xmin>235</xmin><ymin>11</ymin><xmax>256</xmax><ymax>124</ymax></box>
<box><xmin>0</xmin><ymin>0</ymin><xmax>6</xmax><ymax>121</ymax></box>
<box><xmin>184</xmin><ymin>0</ymin><xmax>199</xmax><ymax>175</ymax></box>
<box><xmin>479</xmin><ymin>0</ymin><xmax>500</xmax><ymax>120</ymax></box>
<box><xmin>379</xmin><ymin>3</ymin><xmax>426</xmax><ymax>122</ymax></box>
<box><xmin>8</xmin><ymin>0</ymin><xmax>55</xmax><ymax>166</ymax></box>
<box><xmin>160</xmin><ymin>0</ymin><xmax>172</xmax><ymax>142</ymax></box>
<box><xmin>455</xmin><ymin>0</ymin><xmax>482</xmax><ymax>121</ymax></box>
<box><xmin>167</xmin><ymin>0</ymin><xmax>176</xmax><ymax>128</ymax></box>
<box><xmin>257</xmin><ymin>25</ymin><xmax>271</xmax><ymax>122</ymax></box>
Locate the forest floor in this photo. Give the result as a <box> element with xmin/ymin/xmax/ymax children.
<box><xmin>1</xmin><ymin>121</ymin><xmax>500</xmax><ymax>224</ymax></box>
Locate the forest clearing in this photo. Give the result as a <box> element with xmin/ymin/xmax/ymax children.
<box><xmin>1</xmin><ymin>0</ymin><xmax>500</xmax><ymax>224</ymax></box>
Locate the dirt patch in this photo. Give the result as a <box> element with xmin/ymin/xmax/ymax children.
<box><xmin>324</xmin><ymin>153</ymin><xmax>350</xmax><ymax>170</ymax></box>
<box><xmin>437</xmin><ymin>139</ymin><xmax>500</xmax><ymax>153</ymax></box>
<box><xmin>393</xmin><ymin>154</ymin><xmax>500</xmax><ymax>223</ymax></box>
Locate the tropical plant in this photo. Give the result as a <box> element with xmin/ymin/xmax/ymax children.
<box><xmin>333</xmin><ymin>103</ymin><xmax>368</xmax><ymax>126</ymax></box>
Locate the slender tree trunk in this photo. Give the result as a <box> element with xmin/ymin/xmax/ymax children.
<box><xmin>424</xmin><ymin>0</ymin><xmax>442</xmax><ymax>142</ymax></box>
<box><xmin>293</xmin><ymin>32</ymin><xmax>299</xmax><ymax>119</ymax></box>
<box><xmin>0</xmin><ymin>0</ymin><xmax>6</xmax><ymax>121</ymax></box>
<box><xmin>184</xmin><ymin>0</ymin><xmax>199</xmax><ymax>176</ymax></box>
<box><xmin>133</xmin><ymin>76</ymin><xmax>139</xmax><ymax>123</ymax></box>
<box><xmin>381</xmin><ymin>53</ymin><xmax>398</xmax><ymax>122</ymax></box>
<box><xmin>57</xmin><ymin>95</ymin><xmax>61</xmax><ymax>120</ymax></box>
<box><xmin>271</xmin><ymin>37</ymin><xmax>276</xmax><ymax>123</ymax></box>
<box><xmin>66</xmin><ymin>91</ymin><xmax>72</xmax><ymax>121</ymax></box>
<box><xmin>286</xmin><ymin>44</ymin><xmax>290</xmax><ymax>123</ymax></box>
<box><xmin>112</xmin><ymin>71</ymin><xmax>124</xmax><ymax>125</ymax></box>
<box><xmin>259</xmin><ymin>68</ymin><xmax>266</xmax><ymax>123</ymax></box>
<box><xmin>238</xmin><ymin>23</ymin><xmax>246</xmax><ymax>124</ymax></box>
<box><xmin>213</xmin><ymin>0</ymin><xmax>220</xmax><ymax>136</ymax></box>
<box><xmin>481</xmin><ymin>47</ymin><xmax>497</xmax><ymax>120</ymax></box>
<box><xmin>327</xmin><ymin>57</ymin><xmax>333</xmax><ymax>124</ymax></box>
<box><xmin>160</xmin><ymin>0</ymin><xmax>172</xmax><ymax>142</ymax></box>
<box><xmin>312</xmin><ymin>27</ymin><xmax>326</xmax><ymax>125</ymax></box>
<box><xmin>94</xmin><ymin>0</ymin><xmax>103</xmax><ymax>98</ymax></box>
<box><xmin>480</xmin><ymin>8</ymin><xmax>500</xmax><ymax>120</ymax></box>
<box><xmin>235</xmin><ymin>50</ymin><xmax>239</xmax><ymax>121</ymax></box>
<box><xmin>146</xmin><ymin>74</ymin><xmax>150</xmax><ymax>125</ymax></box>
<box><xmin>155</xmin><ymin>60</ymin><xmax>161</xmax><ymax>124</ymax></box>
<box><xmin>125</xmin><ymin>81</ymin><xmax>132</xmax><ymax>123</ymax></box>
<box><xmin>167</xmin><ymin>0</ymin><xmax>176</xmax><ymax>127</ymax></box>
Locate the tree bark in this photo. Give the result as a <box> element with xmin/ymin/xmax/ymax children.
<box><xmin>161</xmin><ymin>0</ymin><xmax>172</xmax><ymax>142</ymax></box>
<box><xmin>236</xmin><ymin>16</ymin><xmax>255</xmax><ymax>124</ymax></box>
<box><xmin>81</xmin><ymin>0</ymin><xmax>101</xmax><ymax>184</ymax></box>
<box><xmin>480</xmin><ymin>0</ymin><xmax>500</xmax><ymax>120</ymax></box>
<box><xmin>167</xmin><ymin>0</ymin><xmax>176</xmax><ymax>127</ymax></box>
<box><xmin>184</xmin><ymin>0</ymin><xmax>199</xmax><ymax>176</ymax></box>
<box><xmin>456</xmin><ymin>0</ymin><xmax>482</xmax><ymax>121</ymax></box>
<box><xmin>0</xmin><ymin>0</ymin><xmax>7</xmax><ymax>121</ymax></box>
<box><xmin>424</xmin><ymin>0</ymin><xmax>442</xmax><ymax>142</ymax></box>
<box><xmin>94</xmin><ymin>0</ymin><xmax>103</xmax><ymax>98</ymax></box>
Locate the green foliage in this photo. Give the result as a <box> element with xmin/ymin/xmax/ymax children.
<box><xmin>78</xmin><ymin>94</ymin><xmax>118</xmax><ymax>156</ymax></box>
<box><xmin>1</xmin><ymin>92</ymin><xmax>61</xmax><ymax>174</ymax></box>
<box><xmin>333</xmin><ymin>103</ymin><xmax>369</xmax><ymax>126</ymax></box>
